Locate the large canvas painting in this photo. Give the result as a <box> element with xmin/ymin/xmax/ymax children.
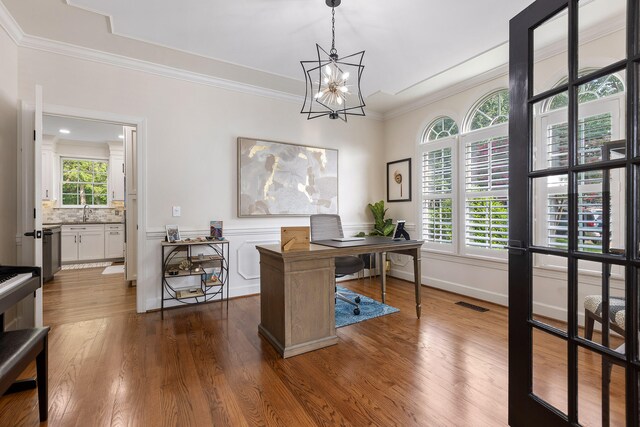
<box><xmin>237</xmin><ymin>137</ymin><xmax>338</xmax><ymax>216</ymax></box>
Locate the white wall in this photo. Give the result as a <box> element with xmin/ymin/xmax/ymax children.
<box><xmin>54</xmin><ymin>139</ymin><xmax>110</xmax><ymax>159</ymax></box>
<box><xmin>382</xmin><ymin>28</ymin><xmax>626</xmax><ymax>327</ymax></box>
<box><xmin>0</xmin><ymin>25</ymin><xmax>17</xmax><ymax>264</ymax></box>
<box><xmin>17</xmin><ymin>47</ymin><xmax>385</xmax><ymax>310</ymax></box>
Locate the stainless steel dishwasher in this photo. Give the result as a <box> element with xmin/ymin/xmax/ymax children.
<box><xmin>43</xmin><ymin>226</ymin><xmax>61</xmax><ymax>282</ymax></box>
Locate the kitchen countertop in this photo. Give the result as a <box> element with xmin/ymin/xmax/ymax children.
<box><xmin>43</xmin><ymin>221</ymin><xmax>124</xmax><ymax>226</ymax></box>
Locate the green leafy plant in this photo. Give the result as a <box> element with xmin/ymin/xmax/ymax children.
<box><xmin>356</xmin><ymin>200</ymin><xmax>395</xmax><ymax>237</ymax></box>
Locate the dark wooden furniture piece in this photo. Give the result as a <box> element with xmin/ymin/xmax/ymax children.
<box><xmin>256</xmin><ymin>237</ymin><xmax>423</xmax><ymax>358</ymax></box>
<box><xmin>0</xmin><ymin>265</ymin><xmax>49</xmax><ymax>422</ymax></box>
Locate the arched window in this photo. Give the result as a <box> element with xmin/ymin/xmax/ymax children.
<box><xmin>535</xmin><ymin>72</ymin><xmax>626</xmax><ymax>258</ymax></box>
<box><xmin>546</xmin><ymin>73</ymin><xmax>625</xmax><ymax>110</ymax></box>
<box><xmin>419</xmin><ymin>117</ymin><xmax>457</xmax><ymax>247</ymax></box>
<box><xmin>467</xmin><ymin>90</ymin><xmax>510</xmax><ymax>131</ymax></box>
<box><xmin>424</xmin><ymin>116</ymin><xmax>459</xmax><ymax>142</ymax></box>
<box><xmin>461</xmin><ymin>89</ymin><xmax>510</xmax><ymax>253</ymax></box>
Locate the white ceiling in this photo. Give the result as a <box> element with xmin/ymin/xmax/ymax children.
<box><xmin>1</xmin><ymin>0</ymin><xmax>625</xmax><ymax>115</ymax></box>
<box><xmin>66</xmin><ymin>0</ymin><xmax>532</xmax><ymax>99</ymax></box>
<box><xmin>43</xmin><ymin>115</ymin><xmax>124</xmax><ymax>143</ymax></box>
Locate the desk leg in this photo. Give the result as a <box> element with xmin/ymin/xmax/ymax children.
<box><xmin>379</xmin><ymin>251</ymin><xmax>387</xmax><ymax>304</ymax></box>
<box><xmin>413</xmin><ymin>248</ymin><xmax>422</xmax><ymax>318</ymax></box>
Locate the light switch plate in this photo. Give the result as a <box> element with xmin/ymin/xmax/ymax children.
<box><xmin>172</xmin><ymin>206</ymin><xmax>181</xmax><ymax>217</ymax></box>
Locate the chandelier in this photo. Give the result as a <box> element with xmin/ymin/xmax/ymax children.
<box><xmin>300</xmin><ymin>0</ymin><xmax>366</xmax><ymax>121</ymax></box>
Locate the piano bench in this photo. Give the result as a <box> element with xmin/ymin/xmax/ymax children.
<box><xmin>0</xmin><ymin>327</ymin><xmax>50</xmax><ymax>422</ymax></box>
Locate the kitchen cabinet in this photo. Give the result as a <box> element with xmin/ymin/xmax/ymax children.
<box><xmin>41</xmin><ymin>149</ymin><xmax>54</xmax><ymax>200</ymax></box>
<box><xmin>104</xmin><ymin>224</ymin><xmax>125</xmax><ymax>259</ymax></box>
<box><xmin>79</xmin><ymin>228</ymin><xmax>105</xmax><ymax>260</ymax></box>
<box><xmin>61</xmin><ymin>224</ymin><xmax>105</xmax><ymax>262</ymax></box>
<box><xmin>61</xmin><ymin>232</ymin><xmax>78</xmax><ymax>262</ymax></box>
<box><xmin>110</xmin><ymin>154</ymin><xmax>125</xmax><ymax>201</ymax></box>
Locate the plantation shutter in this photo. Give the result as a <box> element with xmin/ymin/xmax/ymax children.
<box><xmin>463</xmin><ymin>135</ymin><xmax>509</xmax><ymax>250</ymax></box>
<box><xmin>422</xmin><ymin>147</ymin><xmax>453</xmax><ymax>244</ymax></box>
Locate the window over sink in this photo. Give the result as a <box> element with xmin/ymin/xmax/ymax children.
<box><xmin>61</xmin><ymin>158</ymin><xmax>109</xmax><ymax>206</ymax></box>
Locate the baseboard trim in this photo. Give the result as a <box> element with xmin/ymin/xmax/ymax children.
<box><xmin>390</xmin><ymin>268</ymin><xmax>508</xmax><ymax>307</ymax></box>
<box><xmin>147</xmin><ymin>283</ymin><xmax>260</xmax><ymax>312</ymax></box>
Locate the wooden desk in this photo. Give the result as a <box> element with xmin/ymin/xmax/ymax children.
<box><xmin>256</xmin><ymin>238</ymin><xmax>423</xmax><ymax>358</ymax></box>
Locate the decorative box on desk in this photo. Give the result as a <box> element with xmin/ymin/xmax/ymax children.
<box><xmin>160</xmin><ymin>239</ymin><xmax>229</xmax><ymax>318</ymax></box>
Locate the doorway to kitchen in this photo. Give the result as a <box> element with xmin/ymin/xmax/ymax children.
<box><xmin>40</xmin><ymin>114</ymin><xmax>137</xmax><ymax>325</ymax></box>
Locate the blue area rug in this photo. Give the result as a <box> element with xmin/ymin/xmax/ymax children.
<box><xmin>335</xmin><ymin>286</ymin><xmax>399</xmax><ymax>328</ymax></box>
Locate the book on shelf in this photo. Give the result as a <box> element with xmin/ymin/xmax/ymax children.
<box><xmin>210</xmin><ymin>220</ymin><xmax>223</xmax><ymax>239</ymax></box>
<box><xmin>176</xmin><ymin>288</ymin><xmax>204</xmax><ymax>298</ymax></box>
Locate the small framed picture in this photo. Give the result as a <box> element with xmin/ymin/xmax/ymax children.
<box><xmin>210</xmin><ymin>220</ymin><xmax>223</xmax><ymax>239</ymax></box>
<box><xmin>387</xmin><ymin>158</ymin><xmax>412</xmax><ymax>202</ymax></box>
<box><xmin>166</xmin><ymin>225</ymin><xmax>180</xmax><ymax>242</ymax></box>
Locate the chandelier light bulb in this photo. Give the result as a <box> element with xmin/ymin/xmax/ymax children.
<box><xmin>313</xmin><ymin>61</ymin><xmax>351</xmax><ymax>108</ymax></box>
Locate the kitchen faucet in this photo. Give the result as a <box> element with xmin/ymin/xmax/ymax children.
<box><xmin>83</xmin><ymin>204</ymin><xmax>89</xmax><ymax>222</ymax></box>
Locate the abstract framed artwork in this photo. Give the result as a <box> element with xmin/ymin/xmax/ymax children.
<box><xmin>387</xmin><ymin>158</ymin><xmax>412</xmax><ymax>202</ymax></box>
<box><xmin>237</xmin><ymin>137</ymin><xmax>339</xmax><ymax>217</ymax></box>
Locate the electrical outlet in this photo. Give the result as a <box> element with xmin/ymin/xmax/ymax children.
<box><xmin>172</xmin><ymin>206</ymin><xmax>181</xmax><ymax>217</ymax></box>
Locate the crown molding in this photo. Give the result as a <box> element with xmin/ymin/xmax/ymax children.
<box><xmin>21</xmin><ymin>34</ymin><xmax>308</xmax><ymax>105</ymax></box>
<box><xmin>0</xmin><ymin>1</ymin><xmax>24</xmax><ymax>44</ymax></box>
<box><xmin>383</xmin><ymin>14</ymin><xmax>626</xmax><ymax>122</ymax></box>
<box><xmin>17</xmin><ymin>34</ymin><xmax>384</xmax><ymax>121</ymax></box>
<box><xmin>383</xmin><ymin>63</ymin><xmax>508</xmax><ymax>121</ymax></box>
<box><xmin>1</xmin><ymin>1</ymin><xmax>383</xmax><ymax>121</ymax></box>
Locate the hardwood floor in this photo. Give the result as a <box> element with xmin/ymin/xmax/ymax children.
<box><xmin>0</xmin><ymin>275</ymin><xmax>625</xmax><ymax>426</ymax></box>
<box><xmin>43</xmin><ymin>266</ymin><xmax>135</xmax><ymax>326</ymax></box>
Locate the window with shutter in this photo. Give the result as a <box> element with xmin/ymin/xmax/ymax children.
<box><xmin>534</xmin><ymin>74</ymin><xmax>624</xmax><ymax>272</ymax></box>
<box><xmin>422</xmin><ymin>147</ymin><xmax>453</xmax><ymax>244</ymax></box>
<box><xmin>420</xmin><ymin>116</ymin><xmax>458</xmax><ymax>251</ymax></box>
<box><xmin>462</xmin><ymin>89</ymin><xmax>510</xmax><ymax>256</ymax></box>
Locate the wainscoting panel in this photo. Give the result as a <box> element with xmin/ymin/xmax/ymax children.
<box><xmin>144</xmin><ymin>223</ymin><xmax>371</xmax><ymax>311</ymax></box>
<box><xmin>237</xmin><ymin>239</ymin><xmax>279</xmax><ymax>280</ymax></box>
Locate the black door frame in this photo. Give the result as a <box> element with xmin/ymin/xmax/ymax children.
<box><xmin>509</xmin><ymin>0</ymin><xmax>639</xmax><ymax>425</ymax></box>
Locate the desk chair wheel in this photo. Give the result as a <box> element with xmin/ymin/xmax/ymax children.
<box><xmin>355</xmin><ymin>296</ymin><xmax>361</xmax><ymax>304</ymax></box>
<box><xmin>353</xmin><ymin>308</ymin><xmax>360</xmax><ymax>315</ymax></box>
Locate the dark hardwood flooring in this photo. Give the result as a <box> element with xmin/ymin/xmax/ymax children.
<box><xmin>0</xmin><ymin>271</ymin><xmax>624</xmax><ymax>426</ymax></box>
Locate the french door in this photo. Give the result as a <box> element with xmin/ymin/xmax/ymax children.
<box><xmin>509</xmin><ymin>0</ymin><xmax>639</xmax><ymax>425</ymax></box>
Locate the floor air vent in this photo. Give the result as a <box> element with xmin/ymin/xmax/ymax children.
<box><xmin>455</xmin><ymin>301</ymin><xmax>489</xmax><ymax>312</ymax></box>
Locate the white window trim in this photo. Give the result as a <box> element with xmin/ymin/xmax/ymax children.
<box><xmin>417</xmin><ymin>136</ymin><xmax>458</xmax><ymax>253</ymax></box>
<box><xmin>533</xmin><ymin>94</ymin><xmax>625</xmax><ymax>275</ymax></box>
<box><xmin>459</xmin><ymin>122</ymin><xmax>509</xmax><ymax>260</ymax></box>
<box><xmin>59</xmin><ymin>156</ymin><xmax>110</xmax><ymax>208</ymax></box>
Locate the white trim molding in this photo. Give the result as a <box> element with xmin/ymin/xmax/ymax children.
<box><xmin>0</xmin><ymin>1</ymin><xmax>23</xmax><ymax>44</ymax></box>
<box><xmin>237</xmin><ymin>239</ymin><xmax>279</xmax><ymax>280</ymax></box>
<box><xmin>384</xmin><ymin>64</ymin><xmax>508</xmax><ymax>121</ymax></box>
<box><xmin>0</xmin><ymin>2</ymin><xmax>383</xmax><ymax>120</ymax></box>
<box><xmin>21</xmin><ymin>34</ymin><xmax>304</xmax><ymax>105</ymax></box>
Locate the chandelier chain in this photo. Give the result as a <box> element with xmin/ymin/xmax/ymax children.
<box><xmin>330</xmin><ymin>5</ymin><xmax>336</xmax><ymax>56</ymax></box>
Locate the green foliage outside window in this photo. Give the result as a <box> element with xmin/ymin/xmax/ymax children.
<box><xmin>423</xmin><ymin>198</ymin><xmax>453</xmax><ymax>243</ymax></box>
<box><xmin>465</xmin><ymin>197</ymin><xmax>509</xmax><ymax>249</ymax></box>
<box><xmin>426</xmin><ymin>117</ymin><xmax>459</xmax><ymax>141</ymax></box>
<box><xmin>548</xmin><ymin>74</ymin><xmax>625</xmax><ymax>110</ymax></box>
<box><xmin>469</xmin><ymin>90</ymin><xmax>509</xmax><ymax>131</ymax></box>
<box><xmin>61</xmin><ymin>159</ymin><xmax>108</xmax><ymax>206</ymax></box>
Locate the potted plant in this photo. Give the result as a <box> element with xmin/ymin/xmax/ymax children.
<box><xmin>356</xmin><ymin>200</ymin><xmax>394</xmax><ymax>272</ymax></box>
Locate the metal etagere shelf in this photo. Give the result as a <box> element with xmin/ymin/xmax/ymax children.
<box><xmin>160</xmin><ymin>239</ymin><xmax>229</xmax><ymax>318</ymax></box>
